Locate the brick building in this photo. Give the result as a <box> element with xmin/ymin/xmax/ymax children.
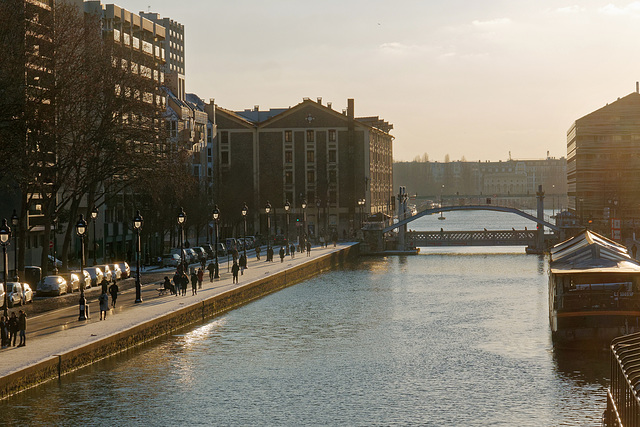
<box><xmin>213</xmin><ymin>98</ymin><xmax>394</xmax><ymax>240</ymax></box>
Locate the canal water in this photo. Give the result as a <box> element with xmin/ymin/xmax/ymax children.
<box><xmin>2</xmin><ymin>210</ymin><xmax>609</xmax><ymax>426</ymax></box>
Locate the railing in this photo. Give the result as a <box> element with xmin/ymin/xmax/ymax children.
<box><xmin>559</xmin><ymin>291</ymin><xmax>640</xmax><ymax>311</ymax></box>
<box><xmin>407</xmin><ymin>229</ymin><xmax>536</xmax><ymax>247</ymax></box>
<box><xmin>604</xmin><ymin>332</ymin><xmax>640</xmax><ymax>426</ymax></box>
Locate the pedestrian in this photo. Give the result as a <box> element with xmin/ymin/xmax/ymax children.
<box><xmin>191</xmin><ymin>270</ymin><xmax>198</xmax><ymax>295</ymax></box>
<box><xmin>279</xmin><ymin>246</ymin><xmax>285</xmax><ymax>263</ymax></box>
<box><xmin>109</xmin><ymin>281</ymin><xmax>119</xmax><ymax>308</ymax></box>
<box><xmin>239</xmin><ymin>254</ymin><xmax>247</xmax><ymax>275</ymax></box>
<box><xmin>207</xmin><ymin>261</ymin><xmax>216</xmax><ymax>282</ymax></box>
<box><xmin>255</xmin><ymin>245</ymin><xmax>261</xmax><ymax>260</ymax></box>
<box><xmin>232</xmin><ymin>247</ymin><xmax>238</xmax><ymax>263</ymax></box>
<box><xmin>267</xmin><ymin>246</ymin><xmax>274</xmax><ymax>262</ymax></box>
<box><xmin>100</xmin><ymin>276</ymin><xmax>109</xmax><ymax>294</ymax></box>
<box><xmin>231</xmin><ymin>260</ymin><xmax>240</xmax><ymax>283</ymax></box>
<box><xmin>197</xmin><ymin>267</ymin><xmax>204</xmax><ymax>289</ymax></box>
<box><xmin>8</xmin><ymin>312</ymin><xmax>18</xmax><ymax>347</ymax></box>
<box><xmin>99</xmin><ymin>292</ymin><xmax>109</xmax><ymax>320</ymax></box>
<box><xmin>173</xmin><ymin>271</ymin><xmax>181</xmax><ymax>297</ymax></box>
<box><xmin>163</xmin><ymin>276</ymin><xmax>174</xmax><ymax>295</ymax></box>
<box><xmin>306</xmin><ymin>240</ymin><xmax>311</xmax><ymax>256</ymax></box>
<box><xmin>319</xmin><ymin>234</ymin><xmax>325</xmax><ymax>247</ymax></box>
<box><xmin>290</xmin><ymin>243</ymin><xmax>295</xmax><ymax>259</ymax></box>
<box><xmin>17</xmin><ymin>310</ymin><xmax>26</xmax><ymax>347</ymax></box>
<box><xmin>332</xmin><ymin>230</ymin><xmax>338</xmax><ymax>247</ymax></box>
<box><xmin>0</xmin><ymin>316</ymin><xmax>7</xmax><ymax>348</ymax></box>
<box><xmin>181</xmin><ymin>273</ymin><xmax>188</xmax><ymax>296</ymax></box>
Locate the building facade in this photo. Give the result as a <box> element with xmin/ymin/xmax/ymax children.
<box><xmin>567</xmin><ymin>90</ymin><xmax>640</xmax><ymax>238</ymax></box>
<box><xmin>213</xmin><ymin>98</ymin><xmax>394</xmax><ymax>239</ymax></box>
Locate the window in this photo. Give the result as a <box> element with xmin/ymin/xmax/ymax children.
<box><xmin>329</xmin><ymin>191</ymin><xmax>337</xmax><ymax>204</ymax></box>
<box><xmin>328</xmin><ymin>150</ymin><xmax>337</xmax><ymax>163</ymax></box>
<box><xmin>329</xmin><ymin>129</ymin><xmax>336</xmax><ymax>142</ymax></box>
<box><xmin>221</xmin><ymin>131</ymin><xmax>229</xmax><ymax>145</ymax></box>
<box><xmin>306</xmin><ymin>130</ymin><xmax>314</xmax><ymax>142</ymax></box>
<box><xmin>285</xmin><ymin>130</ymin><xmax>292</xmax><ymax>142</ymax></box>
<box><xmin>285</xmin><ymin>151</ymin><xmax>293</xmax><ymax>163</ymax></box>
<box><xmin>285</xmin><ymin>171</ymin><xmax>293</xmax><ymax>184</ymax></box>
<box><xmin>329</xmin><ymin>170</ymin><xmax>337</xmax><ymax>183</ymax></box>
<box><xmin>307</xmin><ymin>170</ymin><xmax>315</xmax><ymax>183</ymax></box>
<box><xmin>307</xmin><ymin>150</ymin><xmax>315</xmax><ymax>163</ymax></box>
<box><xmin>221</xmin><ymin>151</ymin><xmax>229</xmax><ymax>165</ymax></box>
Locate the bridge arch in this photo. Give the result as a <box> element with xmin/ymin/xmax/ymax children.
<box><xmin>382</xmin><ymin>205</ymin><xmax>560</xmax><ymax>234</ymax></box>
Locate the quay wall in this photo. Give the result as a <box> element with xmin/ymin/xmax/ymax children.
<box><xmin>0</xmin><ymin>245</ymin><xmax>358</xmax><ymax>399</ymax></box>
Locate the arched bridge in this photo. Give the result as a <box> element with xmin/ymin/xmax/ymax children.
<box><xmin>382</xmin><ymin>205</ymin><xmax>560</xmax><ymax>234</ymax></box>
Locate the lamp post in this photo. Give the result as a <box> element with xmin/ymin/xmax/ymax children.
<box><xmin>265</xmin><ymin>201</ymin><xmax>272</xmax><ymax>256</ymax></box>
<box><xmin>1</xmin><ymin>219</ymin><xmax>11</xmax><ymax>318</ymax></box>
<box><xmin>52</xmin><ymin>216</ymin><xmax>58</xmax><ymax>275</ymax></box>
<box><xmin>241</xmin><ymin>203</ymin><xmax>248</xmax><ymax>261</ymax></box>
<box><xmin>91</xmin><ymin>206</ymin><xmax>98</xmax><ymax>266</ymax></box>
<box><xmin>76</xmin><ymin>215</ymin><xmax>88</xmax><ymax>321</ymax></box>
<box><xmin>212</xmin><ymin>205</ymin><xmax>220</xmax><ymax>279</ymax></box>
<box><xmin>11</xmin><ymin>209</ymin><xmax>18</xmax><ymax>281</ymax></box>
<box><xmin>316</xmin><ymin>199</ymin><xmax>321</xmax><ymax>240</ymax></box>
<box><xmin>177</xmin><ymin>208</ymin><xmax>186</xmax><ymax>273</ymax></box>
<box><xmin>133</xmin><ymin>210</ymin><xmax>143</xmax><ymax>304</ymax></box>
<box><xmin>302</xmin><ymin>199</ymin><xmax>307</xmax><ymax>241</ymax></box>
<box><xmin>357</xmin><ymin>199</ymin><xmax>365</xmax><ymax>229</ymax></box>
<box><xmin>284</xmin><ymin>200</ymin><xmax>290</xmax><ymax>254</ymax></box>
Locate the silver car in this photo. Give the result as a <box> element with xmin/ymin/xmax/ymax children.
<box><xmin>36</xmin><ymin>276</ymin><xmax>69</xmax><ymax>297</ymax></box>
<box><xmin>83</xmin><ymin>267</ymin><xmax>104</xmax><ymax>288</ymax></box>
<box><xmin>5</xmin><ymin>282</ymin><xmax>33</xmax><ymax>307</ymax></box>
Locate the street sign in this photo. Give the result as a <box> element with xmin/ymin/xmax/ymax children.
<box><xmin>612</xmin><ymin>218</ymin><xmax>621</xmax><ymax>241</ymax></box>
<box><xmin>49</xmin><ymin>241</ymin><xmax>54</xmax><ymax>249</ymax></box>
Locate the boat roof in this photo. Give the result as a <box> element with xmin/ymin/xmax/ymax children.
<box><xmin>549</xmin><ymin>230</ymin><xmax>640</xmax><ymax>274</ymax></box>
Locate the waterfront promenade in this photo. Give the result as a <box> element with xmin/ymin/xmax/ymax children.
<box><xmin>0</xmin><ymin>243</ymin><xmax>357</xmax><ymax>398</ymax></box>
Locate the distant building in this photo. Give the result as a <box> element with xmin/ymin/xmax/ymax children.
<box><xmin>213</xmin><ymin>98</ymin><xmax>394</xmax><ymax>238</ymax></box>
<box><xmin>567</xmin><ymin>90</ymin><xmax>640</xmax><ymax>238</ymax></box>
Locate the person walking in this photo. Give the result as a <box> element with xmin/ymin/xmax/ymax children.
<box><xmin>255</xmin><ymin>245</ymin><xmax>261</xmax><ymax>260</ymax></box>
<box><xmin>279</xmin><ymin>246</ymin><xmax>285</xmax><ymax>263</ymax></box>
<box><xmin>100</xmin><ymin>276</ymin><xmax>109</xmax><ymax>294</ymax></box>
<box><xmin>231</xmin><ymin>260</ymin><xmax>240</xmax><ymax>283</ymax></box>
<box><xmin>0</xmin><ymin>315</ymin><xmax>7</xmax><ymax>348</ymax></box>
<box><xmin>290</xmin><ymin>243</ymin><xmax>295</xmax><ymax>259</ymax></box>
<box><xmin>17</xmin><ymin>310</ymin><xmax>26</xmax><ymax>347</ymax></box>
<box><xmin>108</xmin><ymin>281</ymin><xmax>119</xmax><ymax>308</ymax></box>
<box><xmin>306</xmin><ymin>240</ymin><xmax>311</xmax><ymax>256</ymax></box>
<box><xmin>239</xmin><ymin>254</ymin><xmax>247</xmax><ymax>275</ymax></box>
<box><xmin>267</xmin><ymin>246</ymin><xmax>274</xmax><ymax>262</ymax></box>
<box><xmin>8</xmin><ymin>312</ymin><xmax>18</xmax><ymax>347</ymax></box>
<box><xmin>207</xmin><ymin>261</ymin><xmax>215</xmax><ymax>282</ymax></box>
<box><xmin>197</xmin><ymin>268</ymin><xmax>204</xmax><ymax>289</ymax></box>
<box><xmin>173</xmin><ymin>271</ymin><xmax>181</xmax><ymax>297</ymax></box>
<box><xmin>191</xmin><ymin>270</ymin><xmax>198</xmax><ymax>295</ymax></box>
<box><xmin>99</xmin><ymin>292</ymin><xmax>109</xmax><ymax>320</ymax></box>
<box><xmin>181</xmin><ymin>273</ymin><xmax>188</xmax><ymax>296</ymax></box>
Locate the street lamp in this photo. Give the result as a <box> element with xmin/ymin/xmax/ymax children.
<box><xmin>52</xmin><ymin>216</ymin><xmax>58</xmax><ymax>275</ymax></box>
<box><xmin>133</xmin><ymin>210</ymin><xmax>143</xmax><ymax>304</ymax></box>
<box><xmin>91</xmin><ymin>206</ymin><xmax>98</xmax><ymax>266</ymax></box>
<box><xmin>177</xmin><ymin>208</ymin><xmax>186</xmax><ymax>272</ymax></box>
<box><xmin>284</xmin><ymin>200</ymin><xmax>290</xmax><ymax>254</ymax></box>
<box><xmin>76</xmin><ymin>214</ymin><xmax>88</xmax><ymax>321</ymax></box>
<box><xmin>358</xmin><ymin>198</ymin><xmax>365</xmax><ymax>228</ymax></box>
<box><xmin>11</xmin><ymin>209</ymin><xmax>18</xmax><ymax>281</ymax></box>
<box><xmin>301</xmin><ymin>199</ymin><xmax>307</xmax><ymax>243</ymax></box>
<box><xmin>265</xmin><ymin>201</ymin><xmax>272</xmax><ymax>255</ymax></box>
<box><xmin>241</xmin><ymin>203</ymin><xmax>248</xmax><ymax>261</ymax></box>
<box><xmin>212</xmin><ymin>205</ymin><xmax>220</xmax><ymax>279</ymax></box>
<box><xmin>316</xmin><ymin>199</ymin><xmax>321</xmax><ymax>240</ymax></box>
<box><xmin>0</xmin><ymin>219</ymin><xmax>11</xmax><ymax>318</ymax></box>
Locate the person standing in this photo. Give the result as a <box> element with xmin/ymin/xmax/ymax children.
<box><xmin>197</xmin><ymin>267</ymin><xmax>204</xmax><ymax>289</ymax></box>
<box><xmin>239</xmin><ymin>254</ymin><xmax>247</xmax><ymax>275</ymax></box>
<box><xmin>100</xmin><ymin>276</ymin><xmax>109</xmax><ymax>294</ymax></box>
<box><xmin>8</xmin><ymin>312</ymin><xmax>18</xmax><ymax>347</ymax></box>
<box><xmin>0</xmin><ymin>315</ymin><xmax>7</xmax><ymax>348</ymax></box>
<box><xmin>108</xmin><ymin>281</ymin><xmax>119</xmax><ymax>308</ymax></box>
<box><xmin>181</xmin><ymin>273</ymin><xmax>188</xmax><ymax>296</ymax></box>
<box><xmin>99</xmin><ymin>292</ymin><xmax>109</xmax><ymax>320</ymax></box>
<box><xmin>255</xmin><ymin>245</ymin><xmax>261</xmax><ymax>260</ymax></box>
<box><xmin>306</xmin><ymin>240</ymin><xmax>311</xmax><ymax>256</ymax></box>
<box><xmin>231</xmin><ymin>260</ymin><xmax>240</xmax><ymax>283</ymax></box>
<box><xmin>290</xmin><ymin>243</ymin><xmax>295</xmax><ymax>259</ymax></box>
<box><xmin>207</xmin><ymin>261</ymin><xmax>215</xmax><ymax>282</ymax></box>
<box><xmin>279</xmin><ymin>246</ymin><xmax>285</xmax><ymax>263</ymax></box>
<box><xmin>173</xmin><ymin>271</ymin><xmax>181</xmax><ymax>297</ymax></box>
<box><xmin>191</xmin><ymin>270</ymin><xmax>198</xmax><ymax>295</ymax></box>
<box><xmin>17</xmin><ymin>310</ymin><xmax>26</xmax><ymax>347</ymax></box>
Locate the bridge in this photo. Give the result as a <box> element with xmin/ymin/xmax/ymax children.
<box><xmin>362</xmin><ymin>185</ymin><xmax>563</xmax><ymax>254</ymax></box>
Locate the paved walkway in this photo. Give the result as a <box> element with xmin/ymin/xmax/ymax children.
<box><xmin>0</xmin><ymin>243</ymin><xmax>353</xmax><ymax>380</ymax></box>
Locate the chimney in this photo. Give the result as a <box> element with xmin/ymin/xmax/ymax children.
<box><xmin>317</xmin><ymin>97</ymin><xmax>322</xmax><ymax>104</ymax></box>
<box><xmin>636</xmin><ymin>81</ymin><xmax>639</xmax><ymax>93</ymax></box>
<box><xmin>327</xmin><ymin>102</ymin><xmax>332</xmax><ymax>109</ymax></box>
<box><xmin>347</xmin><ymin>98</ymin><xmax>354</xmax><ymax>120</ymax></box>
<box><xmin>254</xmin><ymin>105</ymin><xmax>259</xmax><ymax>111</ymax></box>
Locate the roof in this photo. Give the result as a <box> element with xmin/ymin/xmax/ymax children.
<box><xmin>549</xmin><ymin>230</ymin><xmax>640</xmax><ymax>273</ymax></box>
<box><xmin>575</xmin><ymin>91</ymin><xmax>640</xmax><ymax>124</ymax></box>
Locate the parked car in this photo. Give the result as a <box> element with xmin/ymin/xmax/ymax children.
<box><xmin>192</xmin><ymin>246</ymin><xmax>207</xmax><ymax>262</ymax></box>
<box><xmin>110</xmin><ymin>264</ymin><xmax>122</xmax><ymax>280</ymax></box>
<box><xmin>47</xmin><ymin>255</ymin><xmax>63</xmax><ymax>271</ymax></box>
<box><xmin>5</xmin><ymin>282</ymin><xmax>33</xmax><ymax>307</ymax></box>
<box><xmin>36</xmin><ymin>275</ymin><xmax>69</xmax><ymax>297</ymax></box>
<box><xmin>185</xmin><ymin>248</ymin><xmax>197</xmax><ymax>263</ymax></box>
<box><xmin>116</xmin><ymin>262</ymin><xmax>130</xmax><ymax>279</ymax></box>
<box><xmin>68</xmin><ymin>270</ymin><xmax>91</xmax><ymax>291</ymax></box>
<box><xmin>170</xmin><ymin>248</ymin><xmax>189</xmax><ymax>263</ymax></box>
<box><xmin>83</xmin><ymin>267</ymin><xmax>104</xmax><ymax>288</ymax></box>
<box><xmin>162</xmin><ymin>254</ymin><xmax>181</xmax><ymax>267</ymax></box>
<box><xmin>225</xmin><ymin>238</ymin><xmax>238</xmax><ymax>251</ymax></box>
<box><xmin>201</xmin><ymin>244</ymin><xmax>214</xmax><ymax>258</ymax></box>
<box><xmin>215</xmin><ymin>242</ymin><xmax>227</xmax><ymax>257</ymax></box>
<box><xmin>96</xmin><ymin>265</ymin><xmax>112</xmax><ymax>282</ymax></box>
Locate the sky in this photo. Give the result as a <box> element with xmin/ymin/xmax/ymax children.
<box><xmin>121</xmin><ymin>0</ymin><xmax>640</xmax><ymax>162</ymax></box>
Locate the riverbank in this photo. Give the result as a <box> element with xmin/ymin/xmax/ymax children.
<box><xmin>0</xmin><ymin>243</ymin><xmax>358</xmax><ymax>399</ymax></box>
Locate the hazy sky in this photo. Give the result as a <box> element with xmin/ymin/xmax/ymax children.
<box><xmin>122</xmin><ymin>0</ymin><xmax>640</xmax><ymax>162</ymax></box>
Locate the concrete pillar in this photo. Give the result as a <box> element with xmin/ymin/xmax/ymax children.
<box><xmin>536</xmin><ymin>185</ymin><xmax>545</xmax><ymax>251</ymax></box>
